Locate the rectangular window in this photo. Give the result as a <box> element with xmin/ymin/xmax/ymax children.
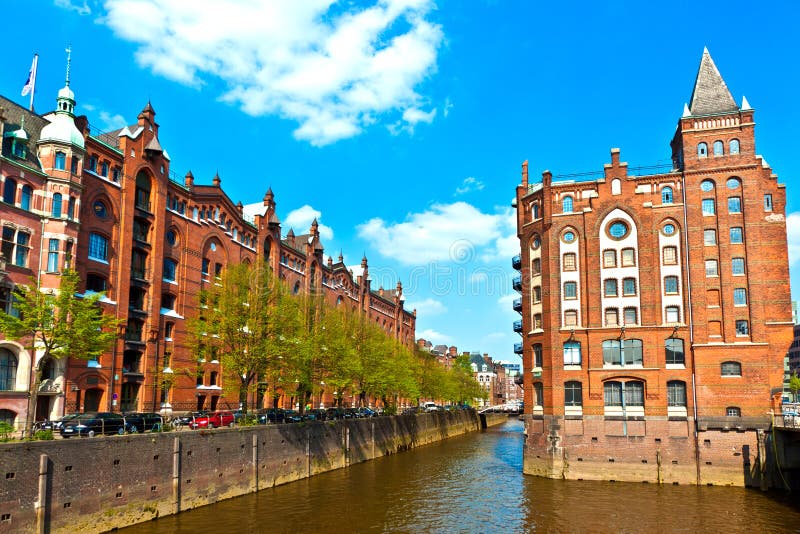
<box><xmin>603</xmin><ymin>250</ymin><xmax>616</xmax><ymax>268</ymax></box>
<box><xmin>764</xmin><ymin>194</ymin><xmax>773</xmax><ymax>212</ymax></box>
<box><xmin>533</xmin><ymin>344</ymin><xmax>543</xmax><ymax>368</ymax></box>
<box><xmin>562</xmin><ymin>253</ymin><xmax>576</xmax><ymax>271</ymax></box>
<box><xmin>163</xmin><ymin>259</ymin><xmax>178</xmax><ymax>282</ymax></box>
<box><xmin>704</xmin><ymin>229</ymin><xmax>716</xmax><ymax>245</ymax></box>
<box><xmin>622</xmin><ymin>278</ymin><xmax>636</xmax><ymax>296</ymax></box>
<box><xmin>733</xmin><ymin>288</ymin><xmax>747</xmax><ymax>306</ymax></box>
<box><xmin>625</xmin><ymin>382</ymin><xmax>644</xmax><ymax>407</ymax></box>
<box><xmin>1</xmin><ymin>227</ymin><xmax>14</xmax><ymax>263</ymax></box>
<box><xmin>665</xmin><ymin>339</ymin><xmax>685</xmax><ymax>365</ymax></box>
<box><xmin>621</xmin><ymin>248</ymin><xmax>635</xmax><ymax>267</ymax></box>
<box><xmin>705</xmin><ymin>259</ymin><xmax>718</xmax><ymax>277</ymax></box>
<box><xmin>15</xmin><ymin>231</ymin><xmax>29</xmax><ymax>267</ymax></box>
<box><xmin>604</xmin><ymin>279</ymin><xmax>618</xmax><ymax>297</ymax></box>
<box><xmin>604</xmin><ymin>382</ymin><xmax>622</xmax><ymax>406</ymax></box>
<box><xmin>533</xmin><ymin>286</ymin><xmax>542</xmax><ymax>303</ymax></box>
<box><xmin>47</xmin><ymin>239</ymin><xmax>59</xmax><ymax>273</ymax></box>
<box><xmin>563</xmin><ymin>342</ymin><xmax>581</xmax><ymax>366</ymax></box>
<box><xmin>623</xmin><ymin>307</ymin><xmax>637</xmax><ymax>325</ymax></box>
<box><xmin>564</xmin><ymin>382</ymin><xmax>582</xmax><ymax>407</ymax></box>
<box><xmin>533</xmin><ymin>314</ymin><xmax>542</xmax><ymax>330</ymax></box>
<box><xmin>735</xmin><ymin>320</ymin><xmax>749</xmax><ymax>336</ymax></box>
<box><xmin>88</xmin><ymin>233</ymin><xmax>108</xmax><ymax>262</ymax></box>
<box><xmin>732</xmin><ymin>257</ymin><xmax>745</xmax><ymax>275</ymax></box>
<box><xmin>563</xmin><ymin>282</ymin><xmax>577</xmax><ymax>299</ymax></box>
<box><xmin>201</xmin><ymin>258</ymin><xmax>210</xmax><ymax>276</ymax></box>
<box><xmin>702</xmin><ymin>199</ymin><xmax>715</xmax><ymax>216</ymax></box>
<box><xmin>605</xmin><ymin>308</ymin><xmax>619</xmax><ymax>326</ymax></box>
<box><xmin>665</xmin><ymin>306</ymin><xmax>680</xmax><ymax>323</ymax></box>
<box><xmin>214</xmin><ymin>263</ymin><xmax>223</xmax><ymax>278</ymax></box>
<box><xmin>564</xmin><ymin>310</ymin><xmax>578</xmax><ymax>327</ymax></box>
<box><xmin>532</xmin><ymin>258</ymin><xmax>541</xmax><ymax>275</ymax></box>
<box><xmin>728</xmin><ymin>197</ymin><xmax>742</xmax><ymax>214</ymax></box>
<box><xmin>726</xmin><ymin>407</ymin><xmax>741</xmax><ymax>417</ymax></box>
<box><xmin>664</xmin><ymin>276</ymin><xmax>679</xmax><ymax>295</ymax></box>
<box><xmin>662</xmin><ymin>246</ymin><xmax>677</xmax><ymax>265</ymax></box>
<box><xmin>730</xmin><ymin>227</ymin><xmax>743</xmax><ymax>244</ymax></box>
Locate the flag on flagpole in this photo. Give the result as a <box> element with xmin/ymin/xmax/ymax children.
<box><xmin>21</xmin><ymin>55</ymin><xmax>38</xmax><ymax>97</ymax></box>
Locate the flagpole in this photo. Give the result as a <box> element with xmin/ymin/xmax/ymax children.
<box><xmin>29</xmin><ymin>54</ymin><xmax>38</xmax><ymax>112</ymax></box>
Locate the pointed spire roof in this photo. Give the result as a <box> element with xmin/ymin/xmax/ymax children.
<box><xmin>688</xmin><ymin>48</ymin><xmax>738</xmax><ymax>116</ymax></box>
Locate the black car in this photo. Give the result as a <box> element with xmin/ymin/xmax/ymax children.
<box><xmin>171</xmin><ymin>411</ymin><xmax>209</xmax><ymax>429</ymax></box>
<box><xmin>283</xmin><ymin>410</ymin><xmax>303</xmax><ymax>423</ymax></box>
<box><xmin>257</xmin><ymin>408</ymin><xmax>286</xmax><ymax>424</ymax></box>
<box><xmin>304</xmin><ymin>409</ymin><xmax>327</xmax><ymax>421</ymax></box>
<box><xmin>123</xmin><ymin>412</ymin><xmax>163</xmax><ymax>433</ymax></box>
<box><xmin>325</xmin><ymin>407</ymin><xmax>350</xmax><ymax>420</ymax></box>
<box><xmin>60</xmin><ymin>412</ymin><xmax>126</xmax><ymax>438</ymax></box>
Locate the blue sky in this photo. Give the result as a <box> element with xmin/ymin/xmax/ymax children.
<box><xmin>3</xmin><ymin>1</ymin><xmax>799</xmax><ymax>361</ymax></box>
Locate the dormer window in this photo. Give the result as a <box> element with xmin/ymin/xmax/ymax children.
<box><xmin>11</xmin><ymin>139</ymin><xmax>26</xmax><ymax>159</ymax></box>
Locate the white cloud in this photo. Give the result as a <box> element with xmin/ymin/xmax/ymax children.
<box><xmin>406</xmin><ymin>297</ymin><xmax>447</xmax><ymax>316</ymax></box>
<box><xmin>55</xmin><ymin>0</ymin><xmax>91</xmax><ymax>15</ymax></box>
<box><xmin>97</xmin><ymin>111</ymin><xmax>127</xmax><ymax>132</ymax></box>
<box><xmin>455</xmin><ymin>176</ymin><xmax>485</xmax><ymax>195</ymax></box>
<box><xmin>417</xmin><ymin>328</ymin><xmax>453</xmax><ymax>345</ymax></box>
<box><xmin>100</xmin><ymin>0</ymin><xmax>444</xmax><ymax>146</ymax></box>
<box><xmin>357</xmin><ymin>201</ymin><xmax>507</xmax><ymax>265</ymax></box>
<box><xmin>470</xmin><ymin>272</ymin><xmax>488</xmax><ymax>284</ymax></box>
<box><xmin>497</xmin><ymin>294</ymin><xmax>516</xmax><ymax>307</ymax></box>
<box><xmin>443</xmin><ymin>97</ymin><xmax>453</xmax><ymax>117</ymax></box>
<box><xmin>788</xmin><ymin>212</ymin><xmax>800</xmax><ymax>266</ymax></box>
<box><xmin>284</xmin><ymin>205</ymin><xmax>334</xmax><ymax>242</ymax></box>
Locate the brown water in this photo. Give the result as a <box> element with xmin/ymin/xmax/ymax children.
<box><xmin>122</xmin><ymin>419</ymin><xmax>800</xmax><ymax>533</ymax></box>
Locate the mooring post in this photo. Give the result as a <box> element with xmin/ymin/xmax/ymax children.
<box><xmin>252</xmin><ymin>433</ymin><xmax>258</xmax><ymax>492</ymax></box>
<box><xmin>172</xmin><ymin>437</ymin><xmax>181</xmax><ymax>514</ymax></box>
<box><xmin>36</xmin><ymin>453</ymin><xmax>49</xmax><ymax>534</ymax></box>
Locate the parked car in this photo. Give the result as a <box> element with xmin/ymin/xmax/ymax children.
<box><xmin>172</xmin><ymin>411</ymin><xmax>208</xmax><ymax>429</ymax></box>
<box><xmin>304</xmin><ymin>409</ymin><xmax>327</xmax><ymax>421</ymax></box>
<box><xmin>123</xmin><ymin>412</ymin><xmax>163</xmax><ymax>433</ymax></box>
<box><xmin>325</xmin><ymin>407</ymin><xmax>352</xmax><ymax>420</ymax></box>
<box><xmin>257</xmin><ymin>408</ymin><xmax>286</xmax><ymax>424</ymax></box>
<box><xmin>189</xmin><ymin>410</ymin><xmax>235</xmax><ymax>429</ymax></box>
<box><xmin>357</xmin><ymin>407</ymin><xmax>377</xmax><ymax>418</ymax></box>
<box><xmin>283</xmin><ymin>410</ymin><xmax>303</xmax><ymax>423</ymax></box>
<box><xmin>35</xmin><ymin>413</ymin><xmax>81</xmax><ymax>432</ymax></box>
<box><xmin>60</xmin><ymin>412</ymin><xmax>126</xmax><ymax>438</ymax></box>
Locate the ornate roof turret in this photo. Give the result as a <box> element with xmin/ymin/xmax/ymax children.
<box><xmin>688</xmin><ymin>48</ymin><xmax>739</xmax><ymax>116</ymax></box>
<box><xmin>264</xmin><ymin>187</ymin><xmax>274</xmax><ymax>204</ymax></box>
<box><xmin>39</xmin><ymin>46</ymin><xmax>84</xmax><ymax>149</ymax></box>
<box><xmin>286</xmin><ymin>228</ymin><xmax>295</xmax><ymax>239</ymax></box>
<box><xmin>212</xmin><ymin>171</ymin><xmax>221</xmax><ymax>187</ymax></box>
<box><xmin>184</xmin><ymin>170</ymin><xmax>194</xmax><ymax>189</ymax></box>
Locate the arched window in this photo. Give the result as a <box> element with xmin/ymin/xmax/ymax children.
<box><xmin>661</xmin><ymin>186</ymin><xmax>673</xmax><ymax>204</ymax></box>
<box><xmin>563</xmin><ymin>341</ymin><xmax>581</xmax><ymax>365</ymax></box>
<box><xmin>564</xmin><ymin>381</ymin><xmax>582</xmax><ymax>407</ymax></box>
<box><xmin>729</xmin><ymin>139</ymin><xmax>740</xmax><ymax>155</ymax></box>
<box><xmin>163</xmin><ymin>259</ymin><xmax>178</xmax><ymax>282</ymax></box>
<box><xmin>135</xmin><ymin>172</ymin><xmax>151</xmax><ymax>211</ymax></box>
<box><xmin>667</xmin><ymin>381</ymin><xmax>687</xmax><ymax>407</ymax></box>
<box><xmin>563</xmin><ymin>281</ymin><xmax>577</xmax><ymax>299</ymax></box>
<box><xmin>0</xmin><ymin>409</ymin><xmax>15</xmax><ymax>427</ymax></box>
<box><xmin>532</xmin><ymin>203</ymin><xmax>540</xmax><ymax>219</ymax></box>
<box><xmin>665</xmin><ymin>338</ymin><xmax>684</xmax><ymax>365</ymax></box>
<box><xmin>713</xmin><ymin>140</ymin><xmax>724</xmax><ymax>156</ymax></box>
<box><xmin>721</xmin><ymin>361</ymin><xmax>742</xmax><ymax>377</ymax></box>
<box><xmin>51</xmin><ymin>193</ymin><xmax>62</xmax><ymax>218</ymax></box>
<box><xmin>611</xmin><ymin>179</ymin><xmax>622</xmax><ymax>195</ymax></box>
<box><xmin>2</xmin><ymin>178</ymin><xmax>17</xmax><ymax>205</ymax></box>
<box><xmin>55</xmin><ymin>151</ymin><xmax>66</xmax><ymax>170</ymax></box>
<box><xmin>697</xmin><ymin>143</ymin><xmax>708</xmax><ymax>157</ymax></box>
<box><xmin>293</xmin><ymin>281</ymin><xmax>301</xmax><ymax>294</ymax></box>
<box><xmin>0</xmin><ymin>348</ymin><xmax>17</xmax><ymax>391</ymax></box>
<box><xmin>562</xmin><ymin>196</ymin><xmax>573</xmax><ymax>214</ymax></box>
<box><xmin>20</xmin><ymin>185</ymin><xmax>32</xmax><ymax>210</ymax></box>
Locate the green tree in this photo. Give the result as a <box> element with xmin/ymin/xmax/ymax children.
<box><xmin>189</xmin><ymin>260</ymin><xmax>296</xmax><ymax>414</ymax></box>
<box><xmin>0</xmin><ymin>269</ymin><xmax>119</xmax><ymax>435</ymax></box>
<box><xmin>790</xmin><ymin>372</ymin><xmax>800</xmax><ymax>403</ymax></box>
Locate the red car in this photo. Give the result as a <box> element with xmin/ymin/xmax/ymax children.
<box><xmin>189</xmin><ymin>410</ymin><xmax>235</xmax><ymax>429</ymax></box>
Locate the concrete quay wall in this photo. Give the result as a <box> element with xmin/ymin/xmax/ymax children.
<box><xmin>523</xmin><ymin>414</ymin><xmax>766</xmax><ymax>486</ymax></box>
<box><xmin>0</xmin><ymin>410</ymin><xmax>491</xmax><ymax>533</ymax></box>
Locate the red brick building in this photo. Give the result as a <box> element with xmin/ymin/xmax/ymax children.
<box><xmin>0</xmin><ymin>75</ymin><xmax>415</xmax><ymax>430</ymax></box>
<box><xmin>514</xmin><ymin>49</ymin><xmax>793</xmax><ymax>485</ymax></box>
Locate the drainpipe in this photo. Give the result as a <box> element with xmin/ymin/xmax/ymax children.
<box><xmin>680</xmin><ymin>171</ymin><xmax>701</xmax><ymax>485</ymax></box>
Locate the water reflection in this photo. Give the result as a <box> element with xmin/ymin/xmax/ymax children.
<box><xmin>122</xmin><ymin>419</ymin><xmax>800</xmax><ymax>533</ymax></box>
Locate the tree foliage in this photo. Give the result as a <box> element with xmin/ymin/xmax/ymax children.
<box><xmin>187</xmin><ymin>261</ymin><xmax>487</xmax><ymax>411</ymax></box>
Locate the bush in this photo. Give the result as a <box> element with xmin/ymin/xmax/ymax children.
<box><xmin>33</xmin><ymin>430</ymin><xmax>54</xmax><ymax>441</ymax></box>
<box><xmin>0</xmin><ymin>421</ymin><xmax>14</xmax><ymax>442</ymax></box>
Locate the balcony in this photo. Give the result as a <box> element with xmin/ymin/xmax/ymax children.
<box><xmin>38</xmin><ymin>379</ymin><xmax>61</xmax><ymax>394</ymax></box>
<box><xmin>512</xmin><ymin>255</ymin><xmax>521</xmax><ymax>270</ymax></box>
<box><xmin>513</xmin><ymin>320</ymin><xmax>522</xmax><ymax>333</ymax></box>
<box><xmin>512</xmin><ymin>276</ymin><xmax>522</xmax><ymax>292</ymax></box>
<box><xmin>123</xmin><ymin>353</ymin><xmax>145</xmax><ymax>382</ymax></box>
<box><xmin>513</xmin><ymin>298</ymin><xmax>522</xmax><ymax>313</ymax></box>
<box><xmin>514</xmin><ymin>342</ymin><xmax>523</xmax><ymax>354</ymax></box>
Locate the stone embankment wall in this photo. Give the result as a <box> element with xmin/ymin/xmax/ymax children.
<box><xmin>1</xmin><ymin>410</ymin><xmax>503</xmax><ymax>533</ymax></box>
<box><xmin>523</xmin><ymin>414</ymin><xmax>768</xmax><ymax>486</ymax></box>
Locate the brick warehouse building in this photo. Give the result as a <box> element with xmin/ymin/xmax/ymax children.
<box><xmin>513</xmin><ymin>49</ymin><xmax>793</xmax><ymax>485</ymax></box>
<box><xmin>0</xmin><ymin>74</ymin><xmax>415</xmax><ymax>430</ymax></box>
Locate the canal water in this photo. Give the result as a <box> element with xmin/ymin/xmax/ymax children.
<box><xmin>123</xmin><ymin>419</ymin><xmax>800</xmax><ymax>533</ymax></box>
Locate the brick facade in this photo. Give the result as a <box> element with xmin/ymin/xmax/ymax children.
<box><xmin>0</xmin><ymin>80</ymin><xmax>415</xmax><ymax>429</ymax></box>
<box><xmin>514</xmin><ymin>50</ymin><xmax>793</xmax><ymax>485</ymax></box>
